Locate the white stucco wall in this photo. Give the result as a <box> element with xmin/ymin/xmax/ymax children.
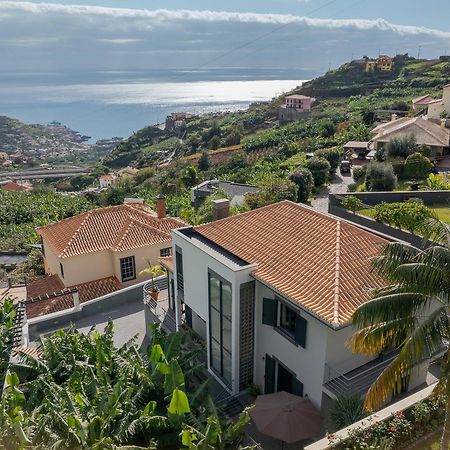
<box><xmin>172</xmin><ymin>229</ymin><xmax>255</xmax><ymax>394</ymax></box>
<box><xmin>324</xmin><ymin>325</ymin><xmax>373</xmax><ymax>378</ymax></box>
<box><xmin>253</xmin><ymin>281</ymin><xmax>329</xmax><ymax>410</ymax></box>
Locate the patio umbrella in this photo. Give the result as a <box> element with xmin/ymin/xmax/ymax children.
<box><xmin>250</xmin><ymin>391</ymin><xmax>323</xmax><ymax>447</ymax></box>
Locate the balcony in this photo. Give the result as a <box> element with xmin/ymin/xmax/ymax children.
<box><xmin>323</xmin><ymin>352</ymin><xmax>397</xmax><ymax>398</ymax></box>
<box><xmin>143</xmin><ymin>278</ymin><xmax>177</xmax><ymax>333</ymax></box>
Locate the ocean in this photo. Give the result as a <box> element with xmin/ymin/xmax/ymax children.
<box><xmin>0</xmin><ymin>68</ymin><xmax>308</xmax><ymax>141</ymax></box>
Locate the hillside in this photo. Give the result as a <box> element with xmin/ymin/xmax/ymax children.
<box><xmin>0</xmin><ymin>116</ymin><xmax>122</xmax><ymax>167</ymax></box>
<box><xmin>102</xmin><ymin>55</ymin><xmax>450</xmax><ymax>170</ymax></box>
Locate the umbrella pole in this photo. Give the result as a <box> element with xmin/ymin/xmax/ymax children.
<box><xmin>281</xmin><ymin>440</ymin><xmax>284</xmax><ymax>450</ymax></box>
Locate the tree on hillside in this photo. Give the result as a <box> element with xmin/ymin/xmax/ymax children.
<box><xmin>314</xmin><ymin>148</ymin><xmax>342</xmax><ymax>172</ymax></box>
<box><xmin>305</xmin><ymin>156</ymin><xmax>331</xmax><ymax>186</ymax></box>
<box><xmin>181</xmin><ymin>166</ymin><xmax>198</xmax><ymax>188</ymax></box>
<box><xmin>365</xmin><ymin>162</ymin><xmax>397</xmax><ymax>191</ymax></box>
<box><xmin>198</xmin><ymin>152</ymin><xmax>210</xmax><ymax>171</ymax></box>
<box><xmin>209</xmin><ymin>135</ymin><xmax>221</xmax><ymax>150</ymax></box>
<box><xmin>350</xmin><ymin>219</ymin><xmax>450</xmax><ymax>450</ymax></box>
<box><xmin>290</xmin><ymin>167</ymin><xmax>314</xmax><ymax>203</ymax></box>
<box><xmin>403</xmin><ymin>152</ymin><xmax>432</xmax><ymax>180</ymax></box>
<box><xmin>225</xmin><ymin>129</ymin><xmax>241</xmax><ymax>146</ymax></box>
<box><xmin>245</xmin><ymin>179</ymin><xmax>297</xmax><ymax>209</ymax></box>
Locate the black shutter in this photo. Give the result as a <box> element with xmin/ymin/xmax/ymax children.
<box><xmin>295</xmin><ymin>315</ymin><xmax>307</xmax><ymax>348</ymax></box>
<box><xmin>185</xmin><ymin>305</ymin><xmax>192</xmax><ymax>328</ymax></box>
<box><xmin>264</xmin><ymin>354</ymin><xmax>276</xmax><ymax>394</ymax></box>
<box><xmin>291</xmin><ymin>377</ymin><xmax>304</xmax><ymax>397</ymax></box>
<box><xmin>262</xmin><ymin>298</ymin><xmax>277</xmax><ymax>326</ymax></box>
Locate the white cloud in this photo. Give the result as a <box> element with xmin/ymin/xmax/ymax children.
<box><xmin>0</xmin><ymin>1</ymin><xmax>448</xmax><ymax>73</ymax></box>
<box><xmin>1</xmin><ymin>1</ymin><xmax>449</xmax><ymax>39</ymax></box>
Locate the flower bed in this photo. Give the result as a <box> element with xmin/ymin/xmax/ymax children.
<box><xmin>327</xmin><ymin>395</ymin><xmax>445</xmax><ymax>450</ymax></box>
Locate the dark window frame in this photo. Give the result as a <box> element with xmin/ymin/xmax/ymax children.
<box><xmin>262</xmin><ymin>296</ymin><xmax>308</xmax><ymax>349</ymax></box>
<box><xmin>160</xmin><ymin>247</ymin><xmax>172</xmax><ymax>257</ymax></box>
<box><xmin>208</xmin><ymin>269</ymin><xmax>232</xmax><ymax>388</ymax></box>
<box><xmin>120</xmin><ymin>255</ymin><xmax>136</xmax><ymax>282</ymax></box>
<box><xmin>175</xmin><ymin>246</ymin><xmax>184</xmax><ymax>292</ymax></box>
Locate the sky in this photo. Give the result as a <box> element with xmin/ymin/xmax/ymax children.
<box><xmin>1</xmin><ymin>0</ymin><xmax>450</xmax><ymax>77</ymax></box>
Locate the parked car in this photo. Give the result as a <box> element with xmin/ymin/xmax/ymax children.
<box><xmin>340</xmin><ymin>160</ymin><xmax>351</xmax><ymax>174</ymax></box>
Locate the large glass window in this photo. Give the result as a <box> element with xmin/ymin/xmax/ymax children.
<box><xmin>209</xmin><ymin>272</ymin><xmax>233</xmax><ymax>387</ymax></box>
<box><xmin>120</xmin><ymin>256</ymin><xmax>136</xmax><ymax>282</ymax></box>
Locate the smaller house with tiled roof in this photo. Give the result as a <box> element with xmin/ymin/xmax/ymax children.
<box><xmin>99</xmin><ymin>173</ymin><xmax>117</xmax><ymax>189</ymax></box>
<box><xmin>162</xmin><ymin>201</ymin><xmax>430</xmax><ymax>411</ymax></box>
<box><xmin>28</xmin><ymin>197</ymin><xmax>185</xmax><ymax>318</ymax></box>
<box><xmin>371</xmin><ymin>116</ymin><xmax>450</xmax><ymax>160</ymax></box>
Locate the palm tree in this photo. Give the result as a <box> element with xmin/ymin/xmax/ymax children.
<box><xmin>350</xmin><ymin>220</ymin><xmax>450</xmax><ymax>450</ymax></box>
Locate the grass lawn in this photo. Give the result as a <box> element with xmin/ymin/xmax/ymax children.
<box><xmin>409</xmin><ymin>430</ymin><xmax>442</xmax><ymax>449</ymax></box>
<box><xmin>431</xmin><ymin>206</ymin><xmax>450</xmax><ymax>224</ymax></box>
<box><xmin>359</xmin><ymin>205</ymin><xmax>450</xmax><ymax>225</ymax></box>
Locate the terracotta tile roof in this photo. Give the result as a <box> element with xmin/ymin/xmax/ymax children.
<box><xmin>38</xmin><ymin>204</ymin><xmax>186</xmax><ymax>258</ymax></box>
<box><xmin>26</xmin><ymin>273</ymin><xmax>65</xmax><ymax>299</ymax></box>
<box><xmin>25</xmin><ymin>275</ymin><xmax>121</xmax><ymax>319</ymax></box>
<box><xmin>194</xmin><ymin>201</ymin><xmax>387</xmax><ymax>326</ymax></box>
<box><xmin>159</xmin><ymin>256</ymin><xmax>174</xmax><ymax>272</ymax></box>
<box><xmin>13</xmin><ymin>346</ymin><xmax>43</xmax><ymax>360</ymax></box>
<box><xmin>0</xmin><ymin>182</ymin><xmax>27</xmax><ymax>192</ymax></box>
<box><xmin>371</xmin><ymin>117</ymin><xmax>449</xmax><ymax>147</ymax></box>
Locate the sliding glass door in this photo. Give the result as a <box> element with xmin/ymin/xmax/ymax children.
<box><xmin>209</xmin><ymin>271</ymin><xmax>232</xmax><ymax>387</ymax></box>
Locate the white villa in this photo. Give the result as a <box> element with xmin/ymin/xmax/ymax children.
<box><xmin>156</xmin><ymin>201</ymin><xmax>431</xmax><ymax>412</ymax></box>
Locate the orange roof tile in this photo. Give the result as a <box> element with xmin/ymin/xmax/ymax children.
<box><xmin>0</xmin><ymin>182</ymin><xmax>27</xmax><ymax>192</ymax></box>
<box><xmin>37</xmin><ymin>204</ymin><xmax>186</xmax><ymax>258</ymax></box>
<box><xmin>159</xmin><ymin>256</ymin><xmax>174</xmax><ymax>272</ymax></box>
<box><xmin>25</xmin><ymin>275</ymin><xmax>122</xmax><ymax>319</ymax></box>
<box><xmin>194</xmin><ymin>201</ymin><xmax>387</xmax><ymax>326</ymax></box>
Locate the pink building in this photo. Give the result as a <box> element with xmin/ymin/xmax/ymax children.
<box><xmin>285</xmin><ymin>95</ymin><xmax>312</xmax><ymax>112</ymax></box>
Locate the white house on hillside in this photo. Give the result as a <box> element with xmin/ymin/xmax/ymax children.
<box><xmin>157</xmin><ymin>201</ymin><xmax>431</xmax><ymax>412</ymax></box>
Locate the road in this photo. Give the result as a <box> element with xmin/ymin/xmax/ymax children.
<box><xmin>0</xmin><ymin>167</ymin><xmax>88</xmax><ymax>181</ymax></box>
<box><xmin>311</xmin><ymin>170</ymin><xmax>354</xmax><ymax>213</ymax></box>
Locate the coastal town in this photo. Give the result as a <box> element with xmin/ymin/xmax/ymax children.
<box><xmin>1</xmin><ymin>10</ymin><xmax>450</xmax><ymax>446</ymax></box>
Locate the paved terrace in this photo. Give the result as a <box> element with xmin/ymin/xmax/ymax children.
<box><xmin>26</xmin><ymin>279</ymin><xmax>168</xmax><ymax>348</ymax></box>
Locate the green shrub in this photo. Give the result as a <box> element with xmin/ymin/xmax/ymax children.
<box><xmin>314</xmin><ymin>147</ymin><xmax>342</xmax><ymax>171</ymax></box>
<box><xmin>352</xmin><ymin>166</ymin><xmax>366</xmax><ymax>183</ymax></box>
<box><xmin>341</xmin><ymin>195</ymin><xmax>364</xmax><ymax>213</ymax></box>
<box><xmin>329</xmin><ymin>395</ymin><xmax>366</xmax><ymax>431</ymax></box>
<box><xmin>290</xmin><ymin>167</ymin><xmax>314</xmax><ymax>203</ymax></box>
<box><xmin>374</xmin><ymin>201</ymin><xmax>432</xmax><ymax>233</ymax></box>
<box><xmin>385</xmin><ymin>135</ymin><xmax>416</xmax><ymax>158</ymax></box>
<box><xmin>306</xmin><ymin>156</ymin><xmax>331</xmax><ymax>186</ymax></box>
<box><xmin>365</xmin><ymin>162</ymin><xmax>397</xmax><ymax>191</ymax></box>
<box><xmin>403</xmin><ymin>152</ymin><xmax>433</xmax><ymax>180</ymax></box>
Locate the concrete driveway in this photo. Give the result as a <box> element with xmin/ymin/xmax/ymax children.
<box><xmin>311</xmin><ymin>171</ymin><xmax>354</xmax><ymax>213</ymax></box>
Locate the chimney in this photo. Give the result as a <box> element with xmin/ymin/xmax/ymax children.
<box><xmin>72</xmin><ymin>290</ymin><xmax>81</xmax><ymax>311</ymax></box>
<box><xmin>155</xmin><ymin>194</ymin><xmax>166</xmax><ymax>219</ymax></box>
<box><xmin>391</xmin><ymin>113</ymin><xmax>397</xmax><ymax>121</ymax></box>
<box><xmin>441</xmin><ymin>118</ymin><xmax>446</xmax><ymax>129</ymax></box>
<box><xmin>212</xmin><ymin>198</ymin><xmax>230</xmax><ymax>221</ymax></box>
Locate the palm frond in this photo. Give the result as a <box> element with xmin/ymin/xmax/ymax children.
<box><xmin>364</xmin><ymin>306</ymin><xmax>448</xmax><ymax>410</ymax></box>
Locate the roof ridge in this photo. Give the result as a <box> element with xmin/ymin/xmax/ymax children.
<box><xmin>60</xmin><ymin>209</ymin><xmax>93</xmax><ymax>257</ymax></box>
<box><xmin>112</xmin><ymin>217</ymin><xmax>170</xmax><ymax>251</ymax></box>
<box><xmin>333</xmin><ymin>220</ymin><xmax>342</xmax><ymax>325</ymax></box>
<box><xmin>195</xmin><ymin>200</ymin><xmax>335</xmax><ymax>229</ymax></box>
